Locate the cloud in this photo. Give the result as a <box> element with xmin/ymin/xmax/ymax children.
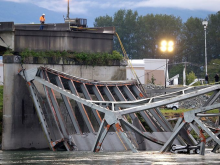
<box><xmin>3</xmin><ymin>0</ymin><xmax>220</xmax><ymax>14</ymax></box>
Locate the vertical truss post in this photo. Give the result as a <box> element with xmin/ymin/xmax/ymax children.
<box><xmin>55</xmin><ymin>76</ymin><xmax>82</xmax><ymax>134</ymax></box>
<box><xmin>92</xmin><ymin>85</ymin><xmax>129</xmax><ymax>149</ymax></box>
<box><xmin>80</xmin><ymin>83</ymin><xmax>102</xmax><ymax>125</ymax></box>
<box><xmin>114</xmin><ymin>121</ymin><xmax>138</xmax><ymax>153</ymax></box>
<box><xmin>212</xmin><ymin>144</ymin><xmax>220</xmax><ymax>153</ymax></box>
<box><xmin>131</xmin><ymin>85</ymin><xmax>145</xmax><ymax>99</ymax></box>
<box><xmin>41</xmin><ymin>71</ymin><xmax>71</xmax><ymax>151</ymax></box>
<box><xmin>122</xmin><ymin>86</ymin><xmax>160</xmax><ymax>132</ymax></box>
<box><xmin>27</xmin><ymin>82</ymin><xmax>55</xmax><ymax>150</ymax></box>
<box><xmin>133</xmin><ymin>83</ymin><xmax>172</xmax><ymax>133</ymax></box>
<box><xmin>40</xmin><ymin>72</ymin><xmax>64</xmax><ymax>138</ymax></box>
<box><xmin>92</xmin><ymin>119</ymin><xmax>111</xmax><ymax>152</ymax></box>
<box><xmin>187</xmin><ymin>124</ymin><xmax>199</xmax><ymax>145</ymax></box>
<box><xmin>111</xmin><ymin>86</ymin><xmax>146</xmax><ymax>131</ymax></box>
<box><xmin>68</xmin><ymin>80</ymin><xmax>95</xmax><ymax>133</ymax></box>
<box><xmin>43</xmin><ymin>71</ymin><xmax>69</xmax><ymax>139</ymax></box>
<box><xmin>198</xmin><ymin>129</ymin><xmax>206</xmax><ymax>155</ymax></box>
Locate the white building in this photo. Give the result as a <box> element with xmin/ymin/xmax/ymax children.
<box><xmin>126</xmin><ymin>59</ymin><xmax>169</xmax><ymax>86</ymax></box>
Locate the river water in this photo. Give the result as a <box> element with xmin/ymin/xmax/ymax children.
<box><xmin>0</xmin><ymin>150</ymin><xmax>219</xmax><ymax>164</ymax></box>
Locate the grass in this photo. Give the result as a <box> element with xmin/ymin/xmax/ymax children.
<box><xmin>160</xmin><ymin>108</ymin><xmax>192</xmax><ymax>118</ymax></box>
<box><xmin>160</xmin><ymin>108</ymin><xmax>219</xmax><ymax>123</ymax></box>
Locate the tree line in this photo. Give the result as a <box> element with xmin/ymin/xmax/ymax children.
<box><xmin>94</xmin><ymin>10</ymin><xmax>220</xmax><ymax>81</ymax></box>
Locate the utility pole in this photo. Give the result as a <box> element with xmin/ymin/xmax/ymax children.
<box><xmin>67</xmin><ymin>0</ymin><xmax>70</xmax><ymax>19</ymax></box>
<box><xmin>202</xmin><ymin>21</ymin><xmax>208</xmax><ymax>75</ymax></box>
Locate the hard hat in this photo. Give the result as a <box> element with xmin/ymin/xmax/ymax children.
<box><xmin>42</xmin><ymin>13</ymin><xmax>45</xmax><ymax>16</ymax></box>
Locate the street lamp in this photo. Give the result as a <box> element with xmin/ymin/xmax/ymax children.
<box><xmin>160</xmin><ymin>40</ymin><xmax>174</xmax><ymax>88</ymax></box>
<box><xmin>202</xmin><ymin>20</ymin><xmax>208</xmax><ymax>75</ymax></box>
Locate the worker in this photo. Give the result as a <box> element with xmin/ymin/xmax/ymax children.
<box><xmin>39</xmin><ymin>13</ymin><xmax>46</xmax><ymax>30</ymax></box>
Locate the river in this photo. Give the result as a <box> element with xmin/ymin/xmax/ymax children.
<box><xmin>0</xmin><ymin>150</ymin><xmax>219</xmax><ymax>164</ymax></box>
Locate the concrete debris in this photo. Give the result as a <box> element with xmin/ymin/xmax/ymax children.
<box><xmin>180</xmin><ymin>95</ymin><xmax>210</xmax><ymax>109</ymax></box>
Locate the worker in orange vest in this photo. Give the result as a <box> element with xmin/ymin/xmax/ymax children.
<box><xmin>39</xmin><ymin>13</ymin><xmax>46</xmax><ymax>30</ymax></box>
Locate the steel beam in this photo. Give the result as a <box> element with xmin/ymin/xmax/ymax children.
<box><xmin>68</xmin><ymin>80</ymin><xmax>95</xmax><ymax>133</ymax></box>
<box><xmin>80</xmin><ymin>83</ymin><xmax>102</xmax><ymax>125</ymax></box>
<box><xmin>92</xmin><ymin>119</ymin><xmax>110</xmax><ymax>152</ymax></box>
<box><xmin>40</xmin><ymin>72</ymin><xmax>65</xmax><ymax>140</ymax></box>
<box><xmin>43</xmin><ymin>71</ymin><xmax>69</xmax><ymax>139</ymax></box>
<box><xmin>112</xmin><ymin>86</ymin><xmax>145</xmax><ymax>131</ymax></box>
<box><xmin>27</xmin><ymin>82</ymin><xmax>55</xmax><ymax>150</ymax></box>
<box><xmin>55</xmin><ymin>76</ymin><xmax>82</xmax><ymax>134</ymax></box>
<box><xmin>120</xmin><ymin>118</ymin><xmax>164</xmax><ymax>145</ymax></box>
<box><xmin>160</xmin><ymin>121</ymin><xmax>186</xmax><ymax>153</ymax></box>
<box><xmin>122</xmin><ymin>86</ymin><xmax>160</xmax><ymax>132</ymax></box>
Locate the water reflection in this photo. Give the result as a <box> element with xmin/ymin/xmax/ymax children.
<box><xmin>0</xmin><ymin>150</ymin><xmax>219</xmax><ymax>164</ymax></box>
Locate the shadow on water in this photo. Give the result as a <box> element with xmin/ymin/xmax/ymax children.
<box><xmin>0</xmin><ymin>150</ymin><xmax>220</xmax><ymax>164</ymax></box>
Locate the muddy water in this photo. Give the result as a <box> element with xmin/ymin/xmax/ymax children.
<box><xmin>0</xmin><ymin>150</ymin><xmax>219</xmax><ymax>164</ymax></box>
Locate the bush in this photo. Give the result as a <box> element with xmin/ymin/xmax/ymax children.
<box><xmin>186</xmin><ymin>71</ymin><xmax>197</xmax><ymax>85</ymax></box>
<box><xmin>20</xmin><ymin>49</ymin><xmax>124</xmax><ymax>66</ymax></box>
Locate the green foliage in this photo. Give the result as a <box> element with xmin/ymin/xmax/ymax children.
<box><xmin>3</xmin><ymin>48</ymin><xmax>13</xmax><ymax>55</ymax></box>
<box><xmin>20</xmin><ymin>49</ymin><xmax>123</xmax><ymax>66</ymax></box>
<box><xmin>186</xmin><ymin>71</ymin><xmax>197</xmax><ymax>85</ymax></box>
<box><xmin>151</xmin><ymin>74</ymin><xmax>156</xmax><ymax>84</ymax></box>
<box><xmin>207</xmin><ymin>59</ymin><xmax>220</xmax><ymax>83</ymax></box>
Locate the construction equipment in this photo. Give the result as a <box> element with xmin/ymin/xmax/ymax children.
<box><xmin>64</xmin><ymin>0</ymin><xmax>87</xmax><ymax>30</ymax></box>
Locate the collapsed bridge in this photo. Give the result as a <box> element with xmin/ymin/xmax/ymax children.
<box><xmin>18</xmin><ymin>66</ymin><xmax>220</xmax><ymax>155</ymax></box>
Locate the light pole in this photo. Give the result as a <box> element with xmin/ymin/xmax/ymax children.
<box><xmin>202</xmin><ymin>20</ymin><xmax>208</xmax><ymax>75</ymax></box>
<box><xmin>160</xmin><ymin>40</ymin><xmax>174</xmax><ymax>88</ymax></box>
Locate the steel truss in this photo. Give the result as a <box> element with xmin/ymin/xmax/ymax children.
<box><xmin>19</xmin><ymin>67</ymin><xmax>220</xmax><ymax>154</ymax></box>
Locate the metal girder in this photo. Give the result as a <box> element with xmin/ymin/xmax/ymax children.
<box><xmin>122</xmin><ymin>86</ymin><xmax>161</xmax><ymax>132</ymax></box>
<box><xmin>40</xmin><ymin>72</ymin><xmax>65</xmax><ymax>141</ymax></box>
<box><xmin>160</xmin><ymin>121</ymin><xmax>186</xmax><ymax>153</ymax></box>
<box><xmin>92</xmin><ymin>85</ymin><xmax>131</xmax><ymax>150</ymax></box>
<box><xmin>43</xmin><ymin>71</ymin><xmax>69</xmax><ymax>139</ymax></box>
<box><xmin>42</xmin><ymin>71</ymin><xmax>71</xmax><ymax>151</ymax></box>
<box><xmin>80</xmin><ymin>83</ymin><xmax>102</xmax><ymax>125</ymax></box>
<box><xmin>92</xmin><ymin>119</ymin><xmax>110</xmax><ymax>152</ymax></box>
<box><xmin>68</xmin><ymin>80</ymin><xmax>95</xmax><ymax>133</ymax></box>
<box><xmin>118</xmin><ymin>85</ymin><xmax>220</xmax><ymax>115</ymax></box>
<box><xmin>55</xmin><ymin>76</ymin><xmax>82</xmax><ymax>134</ymax></box>
<box><xmin>27</xmin><ymin>82</ymin><xmax>55</xmax><ymax>150</ymax></box>
<box><xmin>112</xmin><ymin>86</ymin><xmax>146</xmax><ymax>131</ymax></box>
<box><xmin>120</xmin><ymin>118</ymin><xmax>164</xmax><ymax>145</ymax></box>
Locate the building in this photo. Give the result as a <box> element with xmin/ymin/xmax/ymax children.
<box><xmin>126</xmin><ymin>59</ymin><xmax>168</xmax><ymax>86</ymax></box>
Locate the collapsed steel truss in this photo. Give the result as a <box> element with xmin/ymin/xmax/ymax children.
<box><xmin>19</xmin><ymin>67</ymin><xmax>220</xmax><ymax>155</ymax></box>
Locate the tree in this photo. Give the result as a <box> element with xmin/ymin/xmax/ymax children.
<box><xmin>94</xmin><ymin>15</ymin><xmax>113</xmax><ymax>27</ymax></box>
<box><xmin>180</xmin><ymin>17</ymin><xmax>204</xmax><ymax>64</ymax></box>
<box><xmin>186</xmin><ymin>71</ymin><xmax>197</xmax><ymax>85</ymax></box>
<box><xmin>135</xmin><ymin>14</ymin><xmax>182</xmax><ymax>61</ymax></box>
<box><xmin>207</xmin><ymin>12</ymin><xmax>220</xmax><ymax>61</ymax></box>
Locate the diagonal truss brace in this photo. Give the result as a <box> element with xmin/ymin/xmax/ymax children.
<box><xmin>160</xmin><ymin>102</ymin><xmax>220</xmax><ymax>155</ymax></box>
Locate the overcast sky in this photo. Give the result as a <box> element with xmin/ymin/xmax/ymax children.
<box><xmin>3</xmin><ymin>0</ymin><xmax>220</xmax><ymax>15</ymax></box>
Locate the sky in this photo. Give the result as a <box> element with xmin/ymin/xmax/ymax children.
<box><xmin>3</xmin><ymin>0</ymin><xmax>220</xmax><ymax>15</ymax></box>
<box><xmin>1</xmin><ymin>0</ymin><xmax>219</xmax><ymax>27</ymax></box>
